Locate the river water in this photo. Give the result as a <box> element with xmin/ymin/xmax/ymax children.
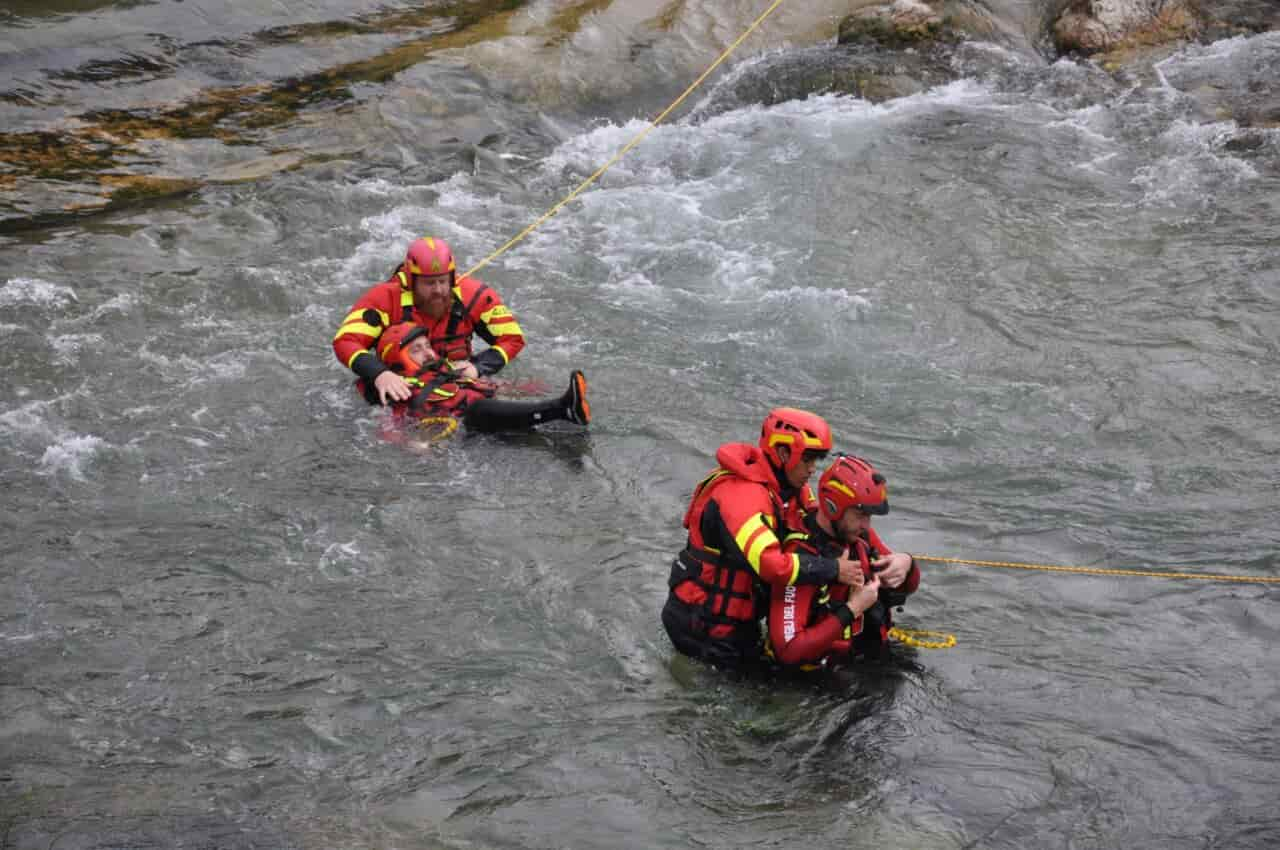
<box><xmin>2</xmin><ymin>2</ymin><xmax>1279</xmax><ymax>848</ymax></box>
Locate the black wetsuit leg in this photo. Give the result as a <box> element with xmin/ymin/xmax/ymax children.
<box><xmin>462</xmin><ymin>397</ymin><xmax>569</xmax><ymax>432</ymax></box>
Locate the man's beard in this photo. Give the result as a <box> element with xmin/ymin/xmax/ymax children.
<box><xmin>415</xmin><ymin>291</ymin><xmax>449</xmax><ymax>319</ymax></box>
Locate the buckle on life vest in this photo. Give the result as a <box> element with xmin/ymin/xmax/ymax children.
<box><xmin>669</xmin><ymin>547</ymin><xmax>722</xmax><ymax>590</ymax></box>
<box><xmin>668</xmin><ymin>552</ymin><xmax>697</xmax><ymax>590</ymax></box>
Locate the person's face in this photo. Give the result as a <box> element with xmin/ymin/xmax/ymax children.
<box><xmin>412</xmin><ymin>272</ymin><xmax>452</xmax><ymax>318</ymax></box>
<box><xmin>833</xmin><ymin>506</ymin><xmax>872</xmax><ymax>543</ymax></box>
<box><xmin>404</xmin><ymin>336</ymin><xmax>437</xmax><ymax>365</ymax></box>
<box><xmin>780</xmin><ymin>446</ymin><xmax>826</xmax><ymax>489</ymax></box>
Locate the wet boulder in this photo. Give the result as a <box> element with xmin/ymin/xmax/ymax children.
<box><xmin>836</xmin><ymin>0</ymin><xmax>951</xmax><ymax>50</ymax></box>
<box><xmin>1052</xmin><ymin>1</ymin><xmax>1202</xmax><ymax>56</ymax></box>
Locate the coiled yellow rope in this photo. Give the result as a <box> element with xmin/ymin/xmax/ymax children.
<box><xmin>413</xmin><ymin>415</ymin><xmax>459</xmax><ymax>442</ymax></box>
<box><xmin>887</xmin><ymin>627</ymin><xmax>956</xmax><ymax>650</ymax></box>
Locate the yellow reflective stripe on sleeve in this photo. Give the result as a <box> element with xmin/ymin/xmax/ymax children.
<box><xmin>345</xmin><ymin>348</ymin><xmax>371</xmax><ymax>369</ymax></box>
<box><xmin>787</xmin><ymin>553</ymin><xmax>799</xmax><ymax>585</ymax></box>
<box><xmin>480</xmin><ymin>304</ymin><xmax>512</xmax><ymax>322</ymax></box>
<box><xmin>335</xmin><ymin>321</ymin><xmax>382</xmax><ymax>340</ymax></box>
<box><xmin>734</xmin><ymin>514</ymin><xmax>766</xmax><ymax>558</ymax></box>
<box><xmin>735</xmin><ymin>513</ymin><xmax>781</xmax><ymax>576</ymax></box>
<box><xmin>480</xmin><ymin>305</ymin><xmax>524</xmax><ymax>338</ymax></box>
<box><xmin>333</xmin><ymin>307</ymin><xmax>390</xmax><ymax>341</ymax></box>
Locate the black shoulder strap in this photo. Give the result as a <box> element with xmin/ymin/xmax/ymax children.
<box><xmin>444</xmin><ymin>283</ymin><xmax>492</xmax><ymax>341</ymax></box>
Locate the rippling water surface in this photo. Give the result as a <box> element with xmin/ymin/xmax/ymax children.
<box><xmin>2</xmin><ymin>2</ymin><xmax>1279</xmax><ymax>848</ymax></box>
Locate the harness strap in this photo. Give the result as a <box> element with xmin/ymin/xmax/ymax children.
<box><xmin>442</xmin><ymin>283</ymin><xmax>492</xmax><ymax>348</ymax></box>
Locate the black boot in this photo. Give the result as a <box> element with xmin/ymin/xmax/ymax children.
<box><xmin>564</xmin><ymin>370</ymin><xmax>591</xmax><ymax>425</ymax></box>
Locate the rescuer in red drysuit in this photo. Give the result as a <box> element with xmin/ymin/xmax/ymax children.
<box><xmin>333</xmin><ymin>236</ymin><xmax>525</xmax><ymax>406</ymax></box>
<box><xmin>661</xmin><ymin>408</ymin><xmax>867</xmax><ymax>670</ymax></box>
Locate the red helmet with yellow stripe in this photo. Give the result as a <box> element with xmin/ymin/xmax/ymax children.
<box><xmin>403</xmin><ymin>237</ymin><xmax>456</xmax><ymax>287</ymax></box>
<box><xmin>818</xmin><ymin>455</ymin><xmax>889</xmax><ymax>521</ymax></box>
<box><xmin>377</xmin><ymin>322</ymin><xmax>432</xmax><ymax>373</ymax></box>
<box><xmin>759</xmin><ymin>407</ymin><xmax>832</xmax><ymax>472</ymax></box>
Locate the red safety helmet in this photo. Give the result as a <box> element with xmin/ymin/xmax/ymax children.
<box><xmin>403</xmin><ymin>237</ymin><xmax>456</xmax><ymax>287</ymax></box>
<box><xmin>377</xmin><ymin>322</ymin><xmax>431</xmax><ymax>373</ymax></box>
<box><xmin>818</xmin><ymin>455</ymin><xmax>889</xmax><ymax>522</ymax></box>
<box><xmin>759</xmin><ymin>407</ymin><xmax>832</xmax><ymax>472</ymax></box>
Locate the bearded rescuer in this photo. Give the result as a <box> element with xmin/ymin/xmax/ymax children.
<box><xmin>768</xmin><ymin>455</ymin><xmax>920</xmax><ymax>668</ymax></box>
<box><xmin>662</xmin><ymin>408</ymin><xmax>867</xmax><ymax>670</ymax></box>
<box><xmin>332</xmin><ymin>236</ymin><xmax>525</xmax><ymax>405</ymax></box>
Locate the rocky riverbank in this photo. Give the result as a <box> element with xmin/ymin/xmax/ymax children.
<box><xmin>2</xmin><ymin>0</ymin><xmax>1276</xmax><ymax>233</ymax></box>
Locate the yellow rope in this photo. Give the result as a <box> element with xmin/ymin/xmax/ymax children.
<box><xmin>913</xmin><ymin>554</ymin><xmax>1280</xmax><ymax>585</ymax></box>
<box><xmin>461</xmin><ymin>0</ymin><xmax>790</xmax><ymax>280</ymax></box>
<box><xmin>886</xmin><ymin>555</ymin><xmax>1276</xmax><ymax>652</ymax></box>
<box><xmin>888</xmin><ymin>627</ymin><xmax>955</xmax><ymax>650</ymax></box>
<box><xmin>413</xmin><ymin>415</ymin><xmax>459</xmax><ymax>442</ymax></box>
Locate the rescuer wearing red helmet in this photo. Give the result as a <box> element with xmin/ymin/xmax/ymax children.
<box><xmin>661</xmin><ymin>408</ymin><xmax>867</xmax><ymax>670</ymax></box>
<box><xmin>333</xmin><ymin>236</ymin><xmax>525</xmax><ymax>405</ymax></box>
<box><xmin>766</xmin><ymin>455</ymin><xmax>920</xmax><ymax>668</ymax></box>
<box><xmin>375</xmin><ymin>322</ymin><xmax>588</xmax><ymax>434</ymax></box>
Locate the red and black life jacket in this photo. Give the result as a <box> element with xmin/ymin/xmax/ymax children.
<box><xmin>401</xmin><ymin>367</ymin><xmax>496</xmax><ymax>420</ymax></box>
<box><xmin>667</xmin><ymin>469</ymin><xmax>783</xmax><ymax>641</ymax></box>
<box><xmin>393</xmin><ymin>269</ymin><xmax>496</xmax><ymax>362</ymax></box>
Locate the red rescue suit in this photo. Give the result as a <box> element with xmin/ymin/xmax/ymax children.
<box><xmin>768</xmin><ymin>512</ymin><xmax>920</xmax><ymax>668</ymax></box>
<box><xmin>661</xmin><ymin>442</ymin><xmax>842</xmax><ymax>669</ymax></box>
<box><xmin>392</xmin><ymin>365</ymin><xmax>498</xmax><ymax>421</ymax></box>
<box><xmin>767</xmin><ymin>536</ymin><xmax>870</xmax><ymax>668</ymax></box>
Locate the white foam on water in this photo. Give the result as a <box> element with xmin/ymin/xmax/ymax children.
<box><xmin>336</xmin><ymin>182</ymin><xmax>528</xmax><ymax>295</ymax></box>
<box><xmin>1131</xmin><ymin>119</ymin><xmax>1259</xmax><ymax>208</ymax></box>
<box><xmin>333</xmin><ymin>73</ymin><xmax>1007</xmax><ymax>355</ymax></box>
<box><xmin>598</xmin><ymin>271</ymin><xmax>657</xmax><ymax>298</ymax></box>
<box><xmin>699</xmin><ymin>328</ymin><xmax>768</xmax><ymax>347</ymax></box>
<box><xmin>38</xmin><ymin>434</ymin><xmax>106</xmax><ymax>480</ymax></box>
<box><xmin>336</xmin><ymin>72</ymin><xmax>1006</xmax><ymax>317</ymax></box>
<box><xmin>1155</xmin><ymin>31</ymin><xmax>1275</xmax><ymax>79</ymax></box>
<box><xmin>0</xmin><ymin>277</ymin><xmax>78</xmax><ymax>308</ymax></box>
<box><xmin>49</xmin><ymin>333</ymin><xmax>105</xmax><ymax>366</ymax></box>
<box><xmin>760</xmin><ymin>285</ymin><xmax>871</xmax><ymax>310</ymax></box>
<box><xmin>0</xmin><ymin>398</ymin><xmax>54</xmax><ymax>436</ymax></box>
<box><xmin>132</xmin><ymin>347</ymin><xmax>249</xmax><ymax>384</ymax></box>
<box><xmin>84</xmin><ymin>291</ymin><xmax>137</xmax><ymax>322</ymax></box>
<box><xmin>1</xmin><ymin>632</ymin><xmax>38</xmax><ymax>642</ymax></box>
<box><xmin>318</xmin><ymin>540</ymin><xmax>362</xmax><ymax>580</ymax></box>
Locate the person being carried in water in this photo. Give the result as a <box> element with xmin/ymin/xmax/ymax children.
<box><xmin>661</xmin><ymin>408</ymin><xmax>866</xmax><ymax>671</ymax></box>
<box><xmin>332</xmin><ymin>236</ymin><xmax>525</xmax><ymax>406</ymax></box>
<box><xmin>766</xmin><ymin>455</ymin><xmax>920</xmax><ymax>670</ymax></box>
<box><xmin>375</xmin><ymin>321</ymin><xmax>589</xmax><ymax>437</ymax></box>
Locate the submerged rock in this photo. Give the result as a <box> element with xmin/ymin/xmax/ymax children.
<box><xmin>687</xmin><ymin>38</ymin><xmax>961</xmax><ymax>120</ymax></box>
